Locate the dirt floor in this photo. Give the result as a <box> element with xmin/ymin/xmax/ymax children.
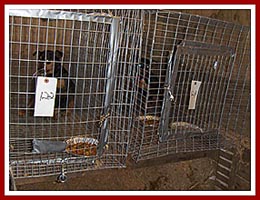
<box><xmin>14</xmin><ymin>152</ymin><xmax>218</xmax><ymax>191</ymax></box>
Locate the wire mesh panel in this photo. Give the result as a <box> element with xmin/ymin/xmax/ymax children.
<box><xmin>159</xmin><ymin>41</ymin><xmax>235</xmax><ymax>142</ymax></box>
<box><xmin>65</xmin><ymin>8</ymin><xmax>144</xmax><ymax>169</ymax></box>
<box><xmin>131</xmin><ymin>10</ymin><xmax>251</xmax><ymax>162</ymax></box>
<box><xmin>9</xmin><ymin>9</ymin><xmax>142</xmax><ymax>179</ymax></box>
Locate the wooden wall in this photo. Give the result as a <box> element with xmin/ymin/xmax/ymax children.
<box><xmin>174</xmin><ymin>9</ymin><xmax>251</xmax><ymax>26</ymax></box>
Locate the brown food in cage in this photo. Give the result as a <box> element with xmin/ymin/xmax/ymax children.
<box><xmin>66</xmin><ymin>142</ymin><xmax>97</xmax><ymax>156</ymax></box>
<box><xmin>136</xmin><ymin>115</ymin><xmax>160</xmax><ymax>126</ymax></box>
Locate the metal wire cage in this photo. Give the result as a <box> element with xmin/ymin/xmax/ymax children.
<box><xmin>130</xmin><ymin>10</ymin><xmax>251</xmax><ymax>162</ymax></box>
<box><xmin>8</xmin><ymin>9</ymin><xmax>142</xmax><ymax>179</ymax></box>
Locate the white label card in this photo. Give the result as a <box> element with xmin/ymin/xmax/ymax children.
<box><xmin>188</xmin><ymin>80</ymin><xmax>202</xmax><ymax>110</ymax></box>
<box><xmin>34</xmin><ymin>76</ymin><xmax>57</xmax><ymax>117</ymax></box>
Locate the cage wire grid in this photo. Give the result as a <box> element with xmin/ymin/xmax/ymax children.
<box><xmin>39</xmin><ymin>9</ymin><xmax>251</xmax><ymax>164</ymax></box>
<box><xmin>9</xmin><ymin>9</ymin><xmax>143</xmax><ymax>178</ymax></box>
<box><xmin>130</xmin><ymin>10</ymin><xmax>251</xmax><ymax>162</ymax></box>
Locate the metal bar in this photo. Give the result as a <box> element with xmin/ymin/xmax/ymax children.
<box><xmin>9</xmin><ymin>9</ymin><xmax>115</xmax><ymax>24</ymax></box>
<box><xmin>98</xmin><ymin>17</ymin><xmax>120</xmax><ymax>156</ymax></box>
<box><xmin>158</xmin><ymin>48</ymin><xmax>180</xmax><ymax>142</ymax></box>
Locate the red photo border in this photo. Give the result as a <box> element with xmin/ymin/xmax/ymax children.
<box><xmin>1</xmin><ymin>1</ymin><xmax>257</xmax><ymax>198</ymax></box>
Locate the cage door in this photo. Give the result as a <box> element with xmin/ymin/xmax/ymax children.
<box><xmin>159</xmin><ymin>41</ymin><xmax>235</xmax><ymax>142</ymax></box>
<box><xmin>9</xmin><ymin>9</ymin><xmax>120</xmax><ymax>167</ymax></box>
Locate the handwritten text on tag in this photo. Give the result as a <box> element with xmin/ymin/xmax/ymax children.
<box><xmin>34</xmin><ymin>77</ymin><xmax>57</xmax><ymax>117</ymax></box>
<box><xmin>188</xmin><ymin>80</ymin><xmax>202</xmax><ymax>110</ymax></box>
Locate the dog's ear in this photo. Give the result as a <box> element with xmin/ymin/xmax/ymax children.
<box><xmin>55</xmin><ymin>50</ymin><xmax>63</xmax><ymax>60</ymax></box>
<box><xmin>33</xmin><ymin>50</ymin><xmax>44</xmax><ymax>57</ymax></box>
<box><xmin>33</xmin><ymin>51</ymin><xmax>38</xmax><ymax>56</ymax></box>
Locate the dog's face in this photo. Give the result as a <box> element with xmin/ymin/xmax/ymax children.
<box><xmin>137</xmin><ymin>58</ymin><xmax>150</xmax><ymax>89</ymax></box>
<box><xmin>33</xmin><ymin>50</ymin><xmax>63</xmax><ymax>76</ymax></box>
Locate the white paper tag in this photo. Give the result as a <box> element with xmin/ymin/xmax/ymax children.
<box><xmin>34</xmin><ymin>76</ymin><xmax>57</xmax><ymax>117</ymax></box>
<box><xmin>188</xmin><ymin>80</ymin><xmax>202</xmax><ymax>110</ymax></box>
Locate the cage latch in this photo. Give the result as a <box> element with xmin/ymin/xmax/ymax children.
<box><xmin>168</xmin><ymin>90</ymin><xmax>175</xmax><ymax>102</ymax></box>
<box><xmin>164</xmin><ymin>85</ymin><xmax>175</xmax><ymax>103</ymax></box>
<box><xmin>99</xmin><ymin>113</ymin><xmax>111</xmax><ymax>127</ymax></box>
<box><xmin>57</xmin><ymin>162</ymin><xmax>67</xmax><ymax>183</ymax></box>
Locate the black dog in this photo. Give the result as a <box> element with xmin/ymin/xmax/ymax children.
<box><xmin>136</xmin><ymin>58</ymin><xmax>165</xmax><ymax>115</ymax></box>
<box><xmin>19</xmin><ymin>50</ymin><xmax>75</xmax><ymax>118</ymax></box>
